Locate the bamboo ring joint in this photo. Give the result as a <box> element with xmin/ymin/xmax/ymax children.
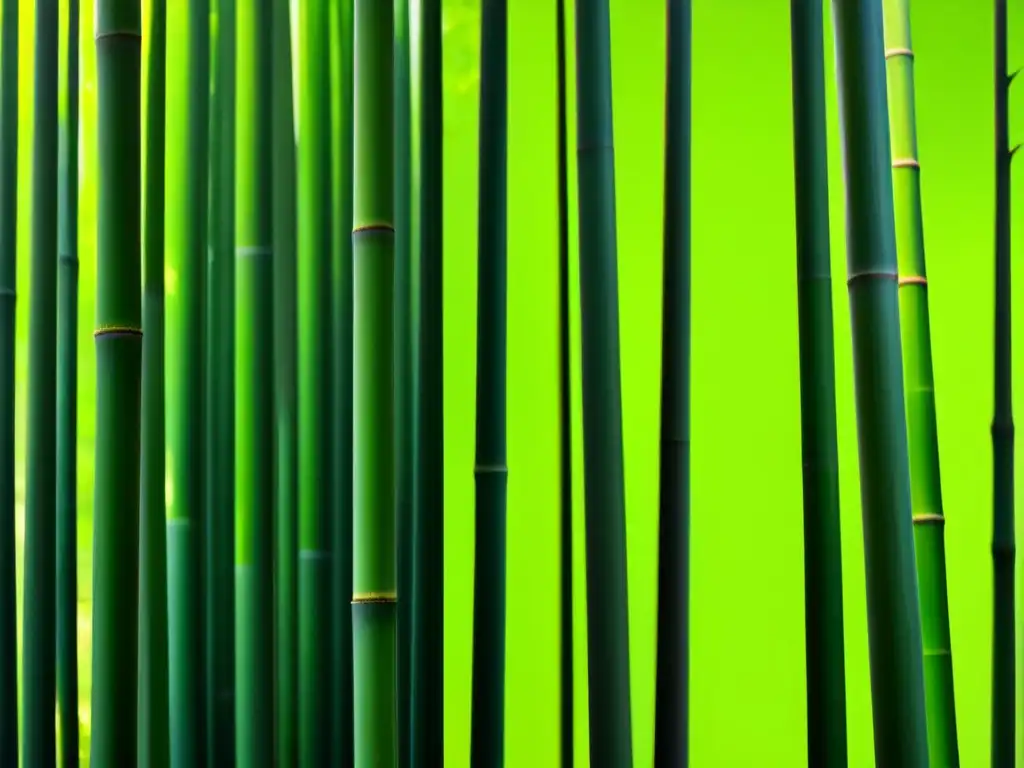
<box><xmin>892</xmin><ymin>158</ymin><xmax>920</xmax><ymax>170</ymax></box>
<box><xmin>474</xmin><ymin>463</ymin><xmax>508</xmax><ymax>475</ymax></box>
<box><xmin>846</xmin><ymin>270</ymin><xmax>897</xmax><ymax>286</ymax></box>
<box><xmin>0</xmin><ymin>288</ymin><xmax>14</xmax><ymax>299</ymax></box>
<box><xmin>912</xmin><ymin>513</ymin><xmax>944</xmax><ymax>526</ymax></box>
<box><xmin>235</xmin><ymin>245</ymin><xmax>272</xmax><ymax>259</ymax></box>
<box><xmin>898</xmin><ymin>275</ymin><xmax>927</xmax><ymax>288</ymax></box>
<box><xmin>94</xmin><ymin>29</ymin><xmax>142</xmax><ymax>41</ymax></box>
<box><xmin>352</xmin><ymin>223</ymin><xmax>396</xmax><ymax>236</ymax></box>
<box><xmin>94</xmin><ymin>324</ymin><xmax>143</xmax><ymax>338</ymax></box>
<box><xmin>352</xmin><ymin>591</ymin><xmax>397</xmax><ymax>605</ymax></box>
<box><xmin>884</xmin><ymin>47</ymin><xmax>914</xmax><ymax>60</ymax></box>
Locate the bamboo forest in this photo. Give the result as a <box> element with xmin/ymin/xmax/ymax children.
<box><xmin>0</xmin><ymin>0</ymin><xmax>1021</xmax><ymax>766</ymax></box>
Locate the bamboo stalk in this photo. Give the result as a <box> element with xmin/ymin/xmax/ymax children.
<box><xmin>0</xmin><ymin>0</ymin><xmax>17</xmax><ymax>758</ymax></box>
<box><xmin>271</xmin><ymin>0</ymin><xmax>299</xmax><ymax>761</ymax></box>
<box><xmin>90</xmin><ymin>0</ymin><xmax>143</xmax><ymax>764</ymax></box>
<box><xmin>138</xmin><ymin>0</ymin><xmax>170</xmax><ymax>763</ymax></box>
<box><xmin>297</xmin><ymin>0</ymin><xmax>332</xmax><ymax>761</ymax></box>
<box><xmin>234</xmin><ymin>0</ymin><xmax>273</xmax><ymax>761</ymax></box>
<box><xmin>555</xmin><ymin>0</ymin><xmax>573</xmax><ymax>760</ymax></box>
<box><xmin>829</xmin><ymin>1</ymin><xmax>928</xmax><ymax>764</ymax></box>
<box><xmin>166</xmin><ymin>0</ymin><xmax>210</xmax><ymax>760</ymax></box>
<box><xmin>653</xmin><ymin>1</ymin><xmax>693</xmax><ymax>766</ymax></box>
<box><xmin>470</xmin><ymin>0</ymin><xmax>509</xmax><ymax>762</ymax></box>
<box><xmin>328</xmin><ymin>0</ymin><xmax>354</xmax><ymax>763</ymax></box>
<box><xmin>572</xmin><ymin>0</ymin><xmax>633</xmax><ymax>763</ymax></box>
<box><xmin>412</xmin><ymin>0</ymin><xmax>445</xmax><ymax>759</ymax></box>
<box><xmin>352</xmin><ymin>0</ymin><xmax>397</xmax><ymax>764</ymax></box>
<box><xmin>22</xmin><ymin>0</ymin><xmax>59</xmax><ymax>762</ymax></box>
<box><xmin>880</xmin><ymin>4</ymin><xmax>959</xmax><ymax>763</ymax></box>
<box><xmin>206</xmin><ymin>0</ymin><xmax>236</xmax><ymax>761</ymax></box>
<box><xmin>56</xmin><ymin>0</ymin><xmax>80</xmax><ymax>762</ymax></box>
<box><xmin>788</xmin><ymin>0</ymin><xmax>848</xmax><ymax>764</ymax></box>
<box><xmin>991</xmin><ymin>1</ymin><xmax>1016</xmax><ymax>764</ymax></box>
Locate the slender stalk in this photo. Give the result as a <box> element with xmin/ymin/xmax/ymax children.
<box><xmin>166</xmin><ymin>0</ymin><xmax>210</xmax><ymax>760</ymax></box>
<box><xmin>57</xmin><ymin>0</ymin><xmax>80</xmax><ymax>762</ymax></box>
<box><xmin>470</xmin><ymin>0</ymin><xmax>508</xmax><ymax>762</ymax></box>
<box><xmin>879</xmin><ymin>4</ymin><xmax>960</xmax><ymax>763</ymax></box>
<box><xmin>653</xmin><ymin>1</ymin><xmax>694</xmax><ymax>766</ymax></box>
<box><xmin>412</xmin><ymin>0</ymin><xmax>444</xmax><ymax>759</ymax></box>
<box><xmin>572</xmin><ymin>0</ymin><xmax>633</xmax><ymax>763</ymax></box>
<box><xmin>992</xmin><ymin>1</ymin><xmax>1016</xmax><ymax>764</ymax></box>
<box><xmin>555</xmin><ymin>0</ymin><xmax>573</xmax><ymax>760</ymax></box>
<box><xmin>393</xmin><ymin>0</ymin><xmax>412</xmax><ymax>762</ymax></box>
<box><xmin>788</xmin><ymin>0</ymin><xmax>848</xmax><ymax>764</ymax></box>
<box><xmin>90</xmin><ymin>0</ymin><xmax>143</xmax><ymax>763</ymax></box>
<box><xmin>352</xmin><ymin>1</ymin><xmax>397</xmax><ymax>764</ymax></box>
<box><xmin>830</xmin><ymin>1</ymin><xmax>928</xmax><ymax>765</ymax></box>
<box><xmin>271</xmin><ymin>0</ymin><xmax>299</xmax><ymax>761</ymax></box>
<box><xmin>22</xmin><ymin>0</ymin><xmax>59</xmax><ymax>762</ymax></box>
<box><xmin>206</xmin><ymin>0</ymin><xmax>236</xmax><ymax>760</ymax></box>
<box><xmin>138</xmin><ymin>0</ymin><xmax>170</xmax><ymax>763</ymax></box>
<box><xmin>0</xmin><ymin>0</ymin><xmax>17</xmax><ymax>758</ymax></box>
<box><xmin>297</xmin><ymin>0</ymin><xmax>332</xmax><ymax>761</ymax></box>
<box><xmin>234</xmin><ymin>0</ymin><xmax>273</xmax><ymax>761</ymax></box>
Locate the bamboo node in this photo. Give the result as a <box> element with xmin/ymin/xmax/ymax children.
<box><xmin>474</xmin><ymin>463</ymin><xmax>508</xmax><ymax>475</ymax></box>
<box><xmin>94</xmin><ymin>324</ymin><xmax>143</xmax><ymax>338</ymax></box>
<box><xmin>898</xmin><ymin>275</ymin><xmax>927</xmax><ymax>288</ymax></box>
<box><xmin>912</xmin><ymin>513</ymin><xmax>944</xmax><ymax>526</ymax></box>
<box><xmin>94</xmin><ymin>29</ymin><xmax>142</xmax><ymax>42</ymax></box>
<box><xmin>58</xmin><ymin>252</ymin><xmax>79</xmax><ymax>266</ymax></box>
<box><xmin>884</xmin><ymin>47</ymin><xmax>914</xmax><ymax>60</ymax></box>
<box><xmin>352</xmin><ymin>591</ymin><xmax>397</xmax><ymax>605</ymax></box>
<box><xmin>892</xmin><ymin>158</ymin><xmax>920</xmax><ymax>170</ymax></box>
<box><xmin>0</xmin><ymin>288</ymin><xmax>14</xmax><ymax>299</ymax></box>
<box><xmin>846</xmin><ymin>269</ymin><xmax>897</xmax><ymax>286</ymax></box>
<box><xmin>235</xmin><ymin>245</ymin><xmax>272</xmax><ymax>259</ymax></box>
<box><xmin>352</xmin><ymin>223</ymin><xmax>396</xmax><ymax>235</ymax></box>
<box><xmin>298</xmin><ymin>549</ymin><xmax>329</xmax><ymax>561</ymax></box>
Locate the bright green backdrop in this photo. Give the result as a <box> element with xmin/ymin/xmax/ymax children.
<box><xmin>4</xmin><ymin>0</ymin><xmax>1023</xmax><ymax>765</ymax></box>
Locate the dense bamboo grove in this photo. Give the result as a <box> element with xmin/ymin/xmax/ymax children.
<box><xmin>0</xmin><ymin>1</ymin><xmax>1019</xmax><ymax>767</ymax></box>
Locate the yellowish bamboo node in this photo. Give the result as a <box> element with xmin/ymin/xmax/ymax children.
<box><xmin>892</xmin><ymin>158</ymin><xmax>920</xmax><ymax>169</ymax></box>
<box><xmin>898</xmin><ymin>275</ymin><xmax>927</xmax><ymax>288</ymax></box>
<box><xmin>846</xmin><ymin>270</ymin><xmax>897</xmax><ymax>286</ymax></box>
<box><xmin>352</xmin><ymin>591</ymin><xmax>398</xmax><ymax>604</ymax></box>
<box><xmin>352</xmin><ymin>223</ymin><xmax>396</xmax><ymax>234</ymax></box>
<box><xmin>912</xmin><ymin>513</ymin><xmax>944</xmax><ymax>525</ymax></box>
<box><xmin>884</xmin><ymin>47</ymin><xmax>914</xmax><ymax>60</ymax></box>
<box><xmin>94</xmin><ymin>324</ymin><xmax>143</xmax><ymax>338</ymax></box>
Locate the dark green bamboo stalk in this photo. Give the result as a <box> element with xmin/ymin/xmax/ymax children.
<box><xmin>880</xmin><ymin>4</ymin><xmax>959</xmax><ymax>763</ymax></box>
<box><xmin>23</xmin><ymin>0</ymin><xmax>59</xmax><ymax>763</ymax></box>
<box><xmin>555</xmin><ymin>0</ymin><xmax>573</xmax><ymax>760</ymax></box>
<box><xmin>992</xmin><ymin>1</ymin><xmax>1016</xmax><ymax>764</ymax></box>
<box><xmin>653</xmin><ymin>1</ymin><xmax>693</xmax><ymax>766</ymax></box>
<box><xmin>206</xmin><ymin>0</ymin><xmax>236</xmax><ymax>761</ymax></box>
<box><xmin>412</xmin><ymin>0</ymin><xmax>444</xmax><ymax>760</ymax></box>
<box><xmin>830</xmin><ymin>1</ymin><xmax>928</xmax><ymax>765</ymax></box>
<box><xmin>138</xmin><ymin>0</ymin><xmax>170</xmax><ymax>763</ymax></box>
<box><xmin>56</xmin><ymin>0</ymin><xmax>80</xmax><ymax>762</ymax></box>
<box><xmin>90</xmin><ymin>0</ymin><xmax>143</xmax><ymax>764</ymax></box>
<box><xmin>234</xmin><ymin>0</ymin><xmax>273</xmax><ymax>762</ymax></box>
<box><xmin>788</xmin><ymin>0</ymin><xmax>848</xmax><ymax>764</ymax></box>
<box><xmin>572</xmin><ymin>0</ymin><xmax>633</xmax><ymax>763</ymax></box>
<box><xmin>329</xmin><ymin>1</ymin><xmax>355</xmax><ymax>765</ymax></box>
<box><xmin>297</xmin><ymin>0</ymin><xmax>332</xmax><ymax>761</ymax></box>
<box><xmin>393</xmin><ymin>0</ymin><xmax>412</xmax><ymax>763</ymax></box>
<box><xmin>166</xmin><ymin>0</ymin><xmax>210</xmax><ymax>761</ymax></box>
<box><xmin>470</xmin><ymin>0</ymin><xmax>508</xmax><ymax>763</ymax></box>
<box><xmin>0</xmin><ymin>0</ymin><xmax>17</xmax><ymax>758</ymax></box>
<box><xmin>271</xmin><ymin>0</ymin><xmax>299</xmax><ymax>761</ymax></box>
<box><xmin>352</xmin><ymin>1</ymin><xmax>397</xmax><ymax>765</ymax></box>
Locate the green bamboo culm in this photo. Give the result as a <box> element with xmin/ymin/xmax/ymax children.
<box><xmin>653</xmin><ymin>1</ymin><xmax>693</xmax><ymax>766</ymax></box>
<box><xmin>412</xmin><ymin>0</ymin><xmax>444</xmax><ymax>759</ymax></box>
<box><xmin>0</xmin><ymin>0</ymin><xmax>17</xmax><ymax>758</ymax></box>
<box><xmin>166</xmin><ymin>0</ymin><xmax>210</xmax><ymax>760</ymax></box>
<box><xmin>352</xmin><ymin>1</ymin><xmax>398</xmax><ymax>765</ymax></box>
<box><xmin>555</xmin><ymin>0</ymin><xmax>573</xmax><ymax>762</ymax></box>
<box><xmin>393</xmin><ymin>0</ymin><xmax>413</xmax><ymax>762</ymax></box>
<box><xmin>89</xmin><ymin>0</ymin><xmax>144</xmax><ymax>763</ymax></box>
<box><xmin>788</xmin><ymin>0</ymin><xmax>848</xmax><ymax>763</ymax></box>
<box><xmin>329</xmin><ymin>0</ymin><xmax>355</xmax><ymax>764</ymax></box>
<box><xmin>573</xmin><ymin>0</ymin><xmax>633</xmax><ymax>763</ymax></box>
<box><xmin>22</xmin><ymin>0</ymin><xmax>59</xmax><ymax>763</ymax></box>
<box><xmin>234</xmin><ymin>0</ymin><xmax>274</xmax><ymax>761</ymax></box>
<box><xmin>271</xmin><ymin>0</ymin><xmax>299</xmax><ymax>760</ymax></box>
<box><xmin>991</xmin><ymin>1</ymin><xmax>1017</xmax><ymax>764</ymax></box>
<box><xmin>138</xmin><ymin>0</ymin><xmax>170</xmax><ymax>763</ymax></box>
<box><xmin>880</xmin><ymin>3</ymin><xmax>959</xmax><ymax>763</ymax></box>
<box><xmin>297</xmin><ymin>0</ymin><xmax>332</xmax><ymax>760</ymax></box>
<box><xmin>470</xmin><ymin>0</ymin><xmax>508</xmax><ymax>762</ymax></box>
<box><xmin>829</xmin><ymin>1</ymin><xmax>929</xmax><ymax>765</ymax></box>
<box><xmin>206</xmin><ymin>0</ymin><xmax>236</xmax><ymax>761</ymax></box>
<box><xmin>56</xmin><ymin>0</ymin><xmax>80</xmax><ymax>762</ymax></box>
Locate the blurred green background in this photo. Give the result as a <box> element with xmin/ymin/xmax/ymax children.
<box><xmin>5</xmin><ymin>0</ymin><xmax>1024</xmax><ymax>765</ymax></box>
